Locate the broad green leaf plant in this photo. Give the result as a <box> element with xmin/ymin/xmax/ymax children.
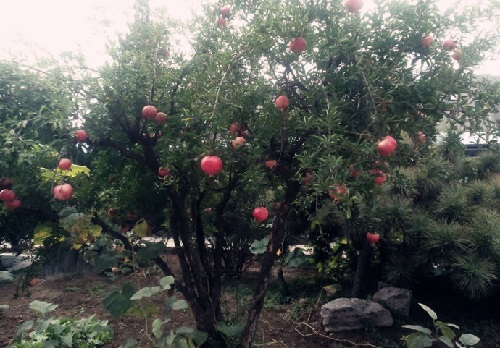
<box><xmin>402</xmin><ymin>303</ymin><xmax>480</xmax><ymax>348</ymax></box>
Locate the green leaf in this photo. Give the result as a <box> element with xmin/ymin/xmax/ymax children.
<box><xmin>61</xmin><ymin>333</ymin><xmax>73</xmax><ymax>347</ymax></box>
<box><xmin>132</xmin><ymin>218</ymin><xmax>149</xmax><ymax>237</ymax></box>
<box><xmin>103</xmin><ymin>283</ymin><xmax>134</xmax><ymax>318</ymax></box>
<box><xmin>402</xmin><ymin>325</ymin><xmax>432</xmax><ymax>335</ymax></box>
<box><xmin>285</xmin><ymin>247</ymin><xmax>309</xmax><ymax>268</ymax></box>
<box><xmin>446</xmin><ymin>323</ymin><xmax>460</xmax><ymax>329</ymax></box>
<box><xmin>176</xmin><ymin>326</ymin><xmax>194</xmax><ymax>335</ymax></box>
<box><xmin>459</xmin><ymin>334</ymin><xmax>480</xmax><ymax>346</ymax></box>
<box><xmin>250</xmin><ymin>236</ymin><xmax>269</xmax><ymax>255</ymax></box>
<box><xmin>159</xmin><ymin>276</ymin><xmax>175</xmax><ymax>290</ymax></box>
<box><xmin>418</xmin><ymin>303</ymin><xmax>438</xmax><ymax>321</ymax></box>
<box><xmin>136</xmin><ymin>242</ymin><xmax>165</xmax><ymax>263</ymax></box>
<box><xmin>42</xmin><ymin>340</ymin><xmax>60</xmax><ymax>348</ymax></box>
<box><xmin>94</xmin><ymin>254</ymin><xmax>118</xmax><ymax>273</ymax></box>
<box><xmin>191</xmin><ymin>330</ymin><xmax>208</xmax><ymax>346</ymax></box>
<box><xmin>401</xmin><ymin>332</ymin><xmax>434</xmax><ymax>348</ymax></box>
<box><xmin>216</xmin><ymin>322</ymin><xmax>244</xmax><ymax>337</ymax></box>
<box><xmin>15</xmin><ymin>320</ymin><xmax>33</xmax><ymax>340</ymax></box>
<box><xmin>130</xmin><ymin>286</ymin><xmax>162</xmax><ymax>300</ymax></box>
<box><xmin>121</xmin><ymin>338</ymin><xmax>139</xmax><ymax>348</ymax></box>
<box><xmin>152</xmin><ymin>318</ymin><xmax>166</xmax><ymax>339</ymax></box>
<box><xmin>438</xmin><ymin>336</ymin><xmax>453</xmax><ymax>348</ymax></box>
<box><xmin>173</xmin><ymin>337</ymin><xmax>190</xmax><ymax>348</ymax></box>
<box><xmin>29</xmin><ymin>300</ymin><xmax>58</xmax><ymax>315</ymax></box>
<box><xmin>171</xmin><ymin>299</ymin><xmax>189</xmax><ymax>310</ymax></box>
<box><xmin>165</xmin><ymin>296</ymin><xmax>180</xmax><ymax>309</ymax></box>
<box><xmin>436</xmin><ymin>321</ymin><xmax>456</xmax><ymax>340</ymax></box>
<box><xmin>166</xmin><ymin>332</ymin><xmax>176</xmax><ymax>345</ymax></box>
<box><xmin>0</xmin><ymin>304</ymin><xmax>9</xmax><ymax>310</ymax></box>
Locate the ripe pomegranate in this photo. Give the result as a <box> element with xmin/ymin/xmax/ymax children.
<box><xmin>201</xmin><ymin>156</ymin><xmax>223</xmax><ymax>176</ymax></box>
<box><xmin>377</xmin><ymin>136</ymin><xmax>397</xmax><ymax>156</ymax></box>
<box><xmin>418</xmin><ymin>131</ymin><xmax>426</xmax><ymax>143</ymax></box>
<box><xmin>53</xmin><ymin>184</ymin><xmax>73</xmax><ymax>201</ymax></box>
<box><xmin>29</xmin><ymin>278</ymin><xmax>41</xmax><ymax>286</ymax></box>
<box><xmin>265</xmin><ymin>160</ymin><xmax>277</xmax><ymax>169</ymax></box>
<box><xmin>253</xmin><ymin>207</ymin><xmax>269</xmax><ymax>223</ymax></box>
<box><xmin>0</xmin><ymin>177</ymin><xmax>12</xmax><ymax>189</ymax></box>
<box><xmin>5</xmin><ymin>199</ymin><xmax>21</xmax><ymax>209</ymax></box>
<box><xmin>220</xmin><ymin>6</ymin><xmax>231</xmax><ymax>16</ymax></box>
<box><xmin>107</xmin><ymin>208</ymin><xmax>119</xmax><ymax>218</ymax></box>
<box><xmin>204</xmin><ymin>207</ymin><xmax>213</xmax><ymax>214</ymax></box>
<box><xmin>275</xmin><ymin>95</ymin><xmax>289</xmax><ymax>111</ymax></box>
<box><xmin>289</xmin><ymin>37</ymin><xmax>307</xmax><ymax>53</ymax></box>
<box><xmin>328</xmin><ymin>184</ymin><xmax>348</xmax><ymax>202</ymax></box>
<box><xmin>229</xmin><ymin>122</ymin><xmax>239</xmax><ymax>134</ymax></box>
<box><xmin>216</xmin><ymin>17</ymin><xmax>227</xmax><ymax>26</ymax></box>
<box><xmin>348</xmin><ymin>164</ymin><xmax>362</xmax><ymax>178</ymax></box>
<box><xmin>452</xmin><ymin>49</ymin><xmax>462</xmax><ymax>61</ymax></box>
<box><xmin>366</xmin><ymin>232</ymin><xmax>380</xmax><ymax>244</ymax></box>
<box><xmin>370</xmin><ymin>170</ymin><xmax>387</xmax><ymax>185</ymax></box>
<box><xmin>58</xmin><ymin>158</ymin><xmax>72</xmax><ymax>171</ymax></box>
<box><xmin>442</xmin><ymin>40</ymin><xmax>456</xmax><ymax>50</ymax></box>
<box><xmin>74</xmin><ymin>130</ymin><xmax>87</xmax><ymax>142</ymax></box>
<box><xmin>344</xmin><ymin>0</ymin><xmax>364</xmax><ymax>12</ymax></box>
<box><xmin>304</xmin><ymin>171</ymin><xmax>313</xmax><ymax>185</ymax></box>
<box><xmin>421</xmin><ymin>35</ymin><xmax>433</xmax><ymax>48</ymax></box>
<box><xmin>142</xmin><ymin>105</ymin><xmax>158</xmax><ymax>120</ymax></box>
<box><xmin>0</xmin><ymin>189</ymin><xmax>15</xmax><ymax>202</ymax></box>
<box><xmin>155</xmin><ymin>112</ymin><xmax>168</xmax><ymax>124</ymax></box>
<box><xmin>158</xmin><ymin>166</ymin><xmax>170</xmax><ymax>177</ymax></box>
<box><xmin>231</xmin><ymin>137</ymin><xmax>246</xmax><ymax>149</ymax></box>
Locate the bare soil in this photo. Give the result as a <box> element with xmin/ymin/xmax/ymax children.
<box><xmin>1</xmin><ymin>254</ymin><xmax>499</xmax><ymax>347</ymax></box>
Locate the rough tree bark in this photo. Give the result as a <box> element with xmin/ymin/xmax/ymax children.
<box><xmin>239</xmin><ymin>180</ymin><xmax>301</xmax><ymax>348</ymax></box>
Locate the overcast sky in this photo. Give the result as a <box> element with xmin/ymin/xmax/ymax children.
<box><xmin>0</xmin><ymin>0</ymin><xmax>497</xmax><ymax>74</ymax></box>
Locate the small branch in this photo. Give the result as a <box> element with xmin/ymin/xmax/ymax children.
<box><xmin>293</xmin><ymin>322</ymin><xmax>379</xmax><ymax>348</ymax></box>
<box><xmin>92</xmin><ymin>138</ymin><xmax>148</xmax><ymax>166</ymax></box>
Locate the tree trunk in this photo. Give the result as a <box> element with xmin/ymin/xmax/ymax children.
<box><xmin>239</xmin><ymin>181</ymin><xmax>300</xmax><ymax>348</ymax></box>
<box><xmin>351</xmin><ymin>240</ymin><xmax>372</xmax><ymax>298</ymax></box>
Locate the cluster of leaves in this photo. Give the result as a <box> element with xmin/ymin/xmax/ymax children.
<box><xmin>104</xmin><ymin>275</ymin><xmax>207</xmax><ymax>347</ymax></box>
<box><xmin>11</xmin><ymin>300</ymin><xmax>113</xmax><ymax>348</ymax></box>
<box><xmin>402</xmin><ymin>303</ymin><xmax>480</xmax><ymax>348</ymax></box>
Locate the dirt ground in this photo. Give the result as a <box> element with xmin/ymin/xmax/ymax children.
<box><xmin>0</xmin><ymin>254</ymin><xmax>498</xmax><ymax>348</ymax></box>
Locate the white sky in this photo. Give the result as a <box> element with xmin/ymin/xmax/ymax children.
<box><xmin>0</xmin><ymin>0</ymin><xmax>497</xmax><ymax>74</ymax></box>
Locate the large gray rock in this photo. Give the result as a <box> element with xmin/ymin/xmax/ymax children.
<box><xmin>321</xmin><ymin>298</ymin><xmax>393</xmax><ymax>332</ymax></box>
<box><xmin>372</xmin><ymin>286</ymin><xmax>412</xmax><ymax>317</ymax></box>
<box><xmin>0</xmin><ymin>253</ymin><xmax>32</xmax><ymax>272</ymax></box>
<box><xmin>0</xmin><ymin>271</ymin><xmax>14</xmax><ymax>284</ymax></box>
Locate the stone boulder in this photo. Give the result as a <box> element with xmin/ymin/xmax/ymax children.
<box><xmin>372</xmin><ymin>286</ymin><xmax>412</xmax><ymax>317</ymax></box>
<box><xmin>0</xmin><ymin>253</ymin><xmax>32</xmax><ymax>272</ymax></box>
<box><xmin>0</xmin><ymin>271</ymin><xmax>14</xmax><ymax>284</ymax></box>
<box><xmin>320</xmin><ymin>298</ymin><xmax>393</xmax><ymax>332</ymax></box>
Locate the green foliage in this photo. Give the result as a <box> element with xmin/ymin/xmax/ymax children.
<box><xmin>11</xmin><ymin>301</ymin><xmax>113</xmax><ymax>348</ymax></box>
<box><xmin>3</xmin><ymin>0</ymin><xmax>500</xmax><ymax>344</ymax></box>
<box><xmin>250</xmin><ymin>236</ymin><xmax>270</xmax><ymax>255</ymax></box>
<box><xmin>103</xmin><ymin>283</ymin><xmax>135</xmax><ymax>318</ymax></box>
<box><xmin>401</xmin><ymin>303</ymin><xmax>480</xmax><ymax>348</ymax></box>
